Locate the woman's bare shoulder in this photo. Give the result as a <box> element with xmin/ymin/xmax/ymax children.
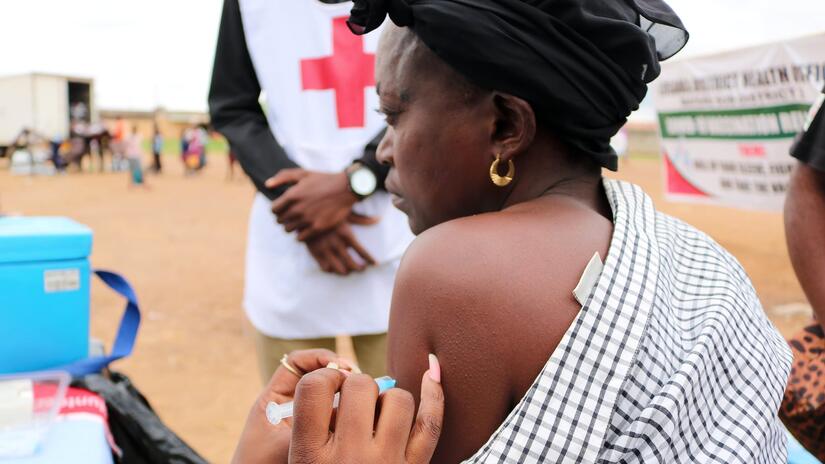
<box><xmin>394</xmin><ymin>217</ymin><xmax>500</xmax><ymax>299</ymax></box>
<box><xmin>387</xmin><ymin>205</ymin><xmax>611</xmax><ymax>462</ymax></box>
<box><xmin>395</xmin><ymin>203</ymin><xmax>611</xmax><ymax>309</ymax></box>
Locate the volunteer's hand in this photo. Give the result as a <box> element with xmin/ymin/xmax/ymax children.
<box><xmin>305</xmin><ymin>223</ymin><xmax>376</xmax><ymax>275</ymax></box>
<box><xmin>290</xmin><ymin>357</ymin><xmax>444</xmax><ymax>464</ymax></box>
<box><xmin>266</xmin><ymin>169</ymin><xmax>379</xmax><ymax>241</ymax></box>
<box><xmin>231</xmin><ymin>349</ymin><xmax>357</xmax><ymax>464</ymax></box>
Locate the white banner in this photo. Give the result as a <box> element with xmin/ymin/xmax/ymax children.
<box><xmin>653</xmin><ymin>33</ymin><xmax>825</xmax><ymax>211</ymax></box>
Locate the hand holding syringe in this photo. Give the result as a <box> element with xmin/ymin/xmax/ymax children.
<box><xmin>266</xmin><ymin>376</ymin><xmax>397</xmax><ymax>425</ymax></box>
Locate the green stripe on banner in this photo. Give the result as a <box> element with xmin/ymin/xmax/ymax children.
<box><xmin>658</xmin><ymin>104</ymin><xmax>812</xmax><ymax>139</ymax></box>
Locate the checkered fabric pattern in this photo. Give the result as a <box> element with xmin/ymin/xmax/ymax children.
<box><xmin>465</xmin><ymin>179</ymin><xmax>792</xmax><ymax>463</ymax></box>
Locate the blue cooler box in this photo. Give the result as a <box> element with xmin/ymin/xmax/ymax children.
<box><xmin>0</xmin><ymin>217</ymin><xmax>92</xmax><ymax>373</ymax></box>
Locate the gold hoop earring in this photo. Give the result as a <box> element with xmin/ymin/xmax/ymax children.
<box><xmin>489</xmin><ymin>154</ymin><xmax>515</xmax><ymax>187</ymax></box>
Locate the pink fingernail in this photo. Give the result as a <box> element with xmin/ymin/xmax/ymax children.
<box><xmin>428</xmin><ymin>354</ymin><xmax>441</xmax><ymax>384</ymax></box>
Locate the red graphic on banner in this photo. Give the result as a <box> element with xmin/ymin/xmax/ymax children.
<box><xmin>301</xmin><ymin>17</ymin><xmax>375</xmax><ymax>128</ymax></box>
<box><xmin>738</xmin><ymin>144</ymin><xmax>766</xmax><ymax>157</ymax></box>
<box><xmin>664</xmin><ymin>152</ymin><xmax>708</xmax><ymax>197</ymax></box>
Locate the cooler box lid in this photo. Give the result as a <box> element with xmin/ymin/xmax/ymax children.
<box><xmin>0</xmin><ymin>217</ymin><xmax>92</xmax><ymax>264</ymax></box>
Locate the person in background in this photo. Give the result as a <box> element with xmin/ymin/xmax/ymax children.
<box><xmin>151</xmin><ymin>124</ymin><xmax>163</xmax><ymax>173</ymax></box>
<box><xmin>12</xmin><ymin>128</ymin><xmax>35</xmax><ymax>170</ymax></box>
<box><xmin>70</xmin><ymin>101</ymin><xmax>88</xmax><ymax>122</ymax></box>
<box><xmin>49</xmin><ymin>133</ymin><xmax>67</xmax><ymax>172</ymax></box>
<box><xmin>226</xmin><ymin>147</ymin><xmax>237</xmax><ymax>181</ymax></box>
<box><xmin>124</xmin><ymin>125</ymin><xmax>147</xmax><ymax>188</ymax></box>
<box><xmin>180</xmin><ymin>127</ymin><xmax>190</xmax><ymax>159</ymax></box>
<box><xmin>209</xmin><ymin>0</ymin><xmax>413</xmax><ymax>380</ymax></box>
<box><xmin>183</xmin><ymin>125</ymin><xmax>205</xmax><ymax>174</ymax></box>
<box><xmin>66</xmin><ymin>125</ymin><xmax>88</xmax><ymax>170</ymax></box>
<box><xmin>196</xmin><ymin>123</ymin><xmax>209</xmax><ymax>170</ymax></box>
<box><xmin>85</xmin><ymin>123</ymin><xmax>110</xmax><ymax>172</ymax></box>
<box><xmin>783</xmin><ymin>84</ymin><xmax>825</xmax><ymax>461</ymax></box>
<box><xmin>14</xmin><ymin>128</ymin><xmax>32</xmax><ymax>151</ymax></box>
<box><xmin>786</xmin><ymin>85</ymin><xmax>825</xmax><ymax>332</ymax></box>
<box><xmin>111</xmin><ymin>116</ymin><xmax>127</xmax><ymax>171</ymax></box>
<box><xmin>180</xmin><ymin>127</ymin><xmax>195</xmax><ymax>175</ymax></box>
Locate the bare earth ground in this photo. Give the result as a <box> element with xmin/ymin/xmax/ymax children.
<box><xmin>0</xmin><ymin>154</ymin><xmax>812</xmax><ymax>463</ymax></box>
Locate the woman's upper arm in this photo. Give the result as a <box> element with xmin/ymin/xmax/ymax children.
<box><xmin>387</xmin><ymin>229</ymin><xmax>515</xmax><ymax>463</ymax></box>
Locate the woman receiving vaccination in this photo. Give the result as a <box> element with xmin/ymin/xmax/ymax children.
<box><xmin>234</xmin><ymin>0</ymin><xmax>793</xmax><ymax>462</ymax></box>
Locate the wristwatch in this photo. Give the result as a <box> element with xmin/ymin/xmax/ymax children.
<box><xmin>346</xmin><ymin>162</ymin><xmax>378</xmax><ymax>200</ymax></box>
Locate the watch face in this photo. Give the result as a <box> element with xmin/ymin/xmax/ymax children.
<box><xmin>351</xmin><ymin>168</ymin><xmax>377</xmax><ymax>196</ymax></box>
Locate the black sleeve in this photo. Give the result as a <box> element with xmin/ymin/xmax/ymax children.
<box><xmin>208</xmin><ymin>0</ymin><xmax>297</xmax><ymax>200</ymax></box>
<box><xmin>791</xmin><ymin>87</ymin><xmax>825</xmax><ymax>174</ymax></box>
<box><xmin>356</xmin><ymin>128</ymin><xmax>389</xmax><ymax>190</ymax></box>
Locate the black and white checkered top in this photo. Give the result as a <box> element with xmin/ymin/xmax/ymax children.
<box><xmin>466</xmin><ymin>179</ymin><xmax>792</xmax><ymax>463</ymax></box>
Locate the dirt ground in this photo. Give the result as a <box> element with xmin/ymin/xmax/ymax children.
<box><xmin>0</xmin><ymin>154</ymin><xmax>812</xmax><ymax>463</ymax></box>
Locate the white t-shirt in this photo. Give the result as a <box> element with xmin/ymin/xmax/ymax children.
<box><xmin>239</xmin><ymin>0</ymin><xmax>414</xmax><ymax>338</ymax></box>
<box><xmin>124</xmin><ymin>134</ymin><xmax>143</xmax><ymax>160</ymax></box>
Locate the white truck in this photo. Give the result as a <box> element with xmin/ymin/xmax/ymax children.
<box><xmin>0</xmin><ymin>73</ymin><xmax>94</xmax><ymax>157</ymax></box>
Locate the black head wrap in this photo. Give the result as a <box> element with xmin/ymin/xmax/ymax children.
<box><xmin>348</xmin><ymin>0</ymin><xmax>688</xmax><ymax>171</ymax></box>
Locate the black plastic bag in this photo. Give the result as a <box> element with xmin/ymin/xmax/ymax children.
<box><xmin>73</xmin><ymin>372</ymin><xmax>208</xmax><ymax>464</ymax></box>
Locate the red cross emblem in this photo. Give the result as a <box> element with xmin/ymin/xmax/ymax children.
<box><xmin>301</xmin><ymin>17</ymin><xmax>376</xmax><ymax>129</ymax></box>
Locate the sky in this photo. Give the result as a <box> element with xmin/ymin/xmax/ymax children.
<box><xmin>1</xmin><ymin>0</ymin><xmax>824</xmax><ymax>114</ymax></box>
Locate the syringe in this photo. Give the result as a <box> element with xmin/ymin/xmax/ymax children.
<box><xmin>266</xmin><ymin>376</ymin><xmax>397</xmax><ymax>425</ymax></box>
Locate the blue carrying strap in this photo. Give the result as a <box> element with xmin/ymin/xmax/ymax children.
<box><xmin>58</xmin><ymin>270</ymin><xmax>141</xmax><ymax>378</ymax></box>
